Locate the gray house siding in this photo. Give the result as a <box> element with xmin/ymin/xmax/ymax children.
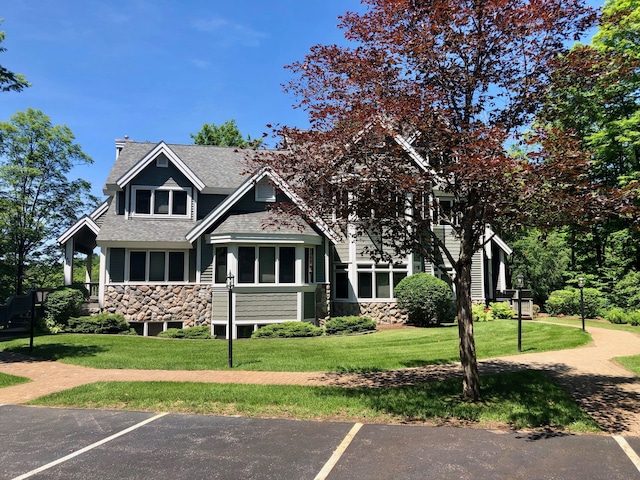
<box><xmin>200</xmin><ymin>243</ymin><xmax>214</xmax><ymax>283</ymax></box>
<box><xmin>235</xmin><ymin>292</ymin><xmax>298</xmax><ymax>322</ymax></box>
<box><xmin>212</xmin><ymin>290</ymin><xmax>229</xmax><ymax>321</ymax></box>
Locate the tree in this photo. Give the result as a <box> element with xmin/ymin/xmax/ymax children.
<box><xmin>190</xmin><ymin>119</ymin><xmax>261</xmax><ymax>147</ymax></box>
<box><xmin>0</xmin><ymin>20</ymin><xmax>29</xmax><ymax>93</ymax></box>
<box><xmin>538</xmin><ymin>0</ymin><xmax>640</xmax><ymax>287</ymax></box>
<box><xmin>0</xmin><ymin>109</ymin><xmax>96</xmax><ymax>297</ymax></box>
<box><xmin>258</xmin><ymin>0</ymin><xmax>611</xmax><ymax>401</ymax></box>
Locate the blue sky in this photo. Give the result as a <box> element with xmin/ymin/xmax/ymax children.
<box><xmin>1</xmin><ymin>0</ymin><xmax>604</xmax><ymax>199</ymax></box>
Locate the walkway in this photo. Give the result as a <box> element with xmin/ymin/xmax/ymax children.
<box><xmin>2</xmin><ymin>324</ymin><xmax>640</xmax><ymax>435</ymax></box>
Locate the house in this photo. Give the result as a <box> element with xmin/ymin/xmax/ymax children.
<box><xmin>57</xmin><ymin>138</ymin><xmax>512</xmax><ymax>337</ymax></box>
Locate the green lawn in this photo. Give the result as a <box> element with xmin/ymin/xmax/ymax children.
<box><xmin>27</xmin><ymin>370</ymin><xmax>600</xmax><ymax>432</ymax></box>
<box><xmin>0</xmin><ymin>371</ymin><xmax>30</xmax><ymax>388</ymax></box>
<box><xmin>1</xmin><ymin>321</ymin><xmax>590</xmax><ymax>371</ymax></box>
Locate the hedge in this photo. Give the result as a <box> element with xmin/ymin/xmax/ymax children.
<box><xmin>324</xmin><ymin>316</ymin><xmax>376</xmax><ymax>335</ymax></box>
<box><xmin>252</xmin><ymin>322</ymin><xmax>323</xmax><ymax>338</ymax></box>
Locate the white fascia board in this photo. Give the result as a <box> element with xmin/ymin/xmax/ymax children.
<box><xmin>116</xmin><ymin>141</ymin><xmax>206</xmax><ymax>192</ymax></box>
<box><xmin>187</xmin><ymin>168</ymin><xmax>341</xmax><ymax>245</ymax></box>
<box><xmin>486</xmin><ymin>226</ymin><xmax>513</xmax><ymax>256</ymax></box>
<box><xmin>205</xmin><ymin>233</ymin><xmax>323</xmax><ymax>245</ymax></box>
<box><xmin>57</xmin><ymin>216</ymin><xmax>100</xmax><ymax>246</ymax></box>
<box><xmin>90</xmin><ymin>200</ymin><xmax>110</xmax><ymax>220</ymax></box>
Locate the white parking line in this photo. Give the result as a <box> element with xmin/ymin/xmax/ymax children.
<box><xmin>314</xmin><ymin>422</ymin><xmax>363</xmax><ymax>480</ymax></box>
<box><xmin>11</xmin><ymin>412</ymin><xmax>168</xmax><ymax>480</ymax></box>
<box><xmin>613</xmin><ymin>435</ymin><xmax>640</xmax><ymax>474</ymax></box>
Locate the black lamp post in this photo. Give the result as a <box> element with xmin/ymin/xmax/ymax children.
<box><xmin>516</xmin><ymin>274</ymin><xmax>524</xmax><ymax>352</ymax></box>
<box><xmin>29</xmin><ymin>281</ymin><xmax>38</xmax><ymax>353</ymax></box>
<box><xmin>226</xmin><ymin>271</ymin><xmax>235</xmax><ymax>368</ymax></box>
<box><xmin>578</xmin><ymin>276</ymin><xmax>586</xmax><ymax>332</ymax></box>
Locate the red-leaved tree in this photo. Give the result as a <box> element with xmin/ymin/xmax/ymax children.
<box><xmin>255</xmin><ymin>0</ymin><xmax>632</xmax><ymax>401</ymax></box>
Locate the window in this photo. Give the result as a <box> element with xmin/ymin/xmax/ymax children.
<box><xmin>132</xmin><ymin>187</ymin><xmax>190</xmax><ymax>217</ymax></box>
<box><xmin>238</xmin><ymin>247</ymin><xmax>256</xmax><ymax>283</ymax></box>
<box><xmin>259</xmin><ymin>247</ymin><xmax>276</xmax><ymax>283</ymax></box>
<box><xmin>335</xmin><ymin>266</ymin><xmax>349</xmax><ymax>299</ymax></box>
<box><xmin>354</xmin><ymin>263</ymin><xmax>408</xmax><ymax>300</ymax></box>
<box><xmin>237</xmin><ymin>246</ymin><xmax>301</xmax><ymax>284</ymax></box>
<box><xmin>214</xmin><ymin>247</ymin><xmax>228</xmax><ymax>284</ymax></box>
<box><xmin>128</xmin><ymin>251</ymin><xmax>186</xmax><ymax>282</ymax></box>
<box><xmin>279</xmin><ymin>247</ymin><xmax>295</xmax><ymax>283</ymax></box>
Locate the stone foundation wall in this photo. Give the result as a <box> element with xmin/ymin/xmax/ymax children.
<box><xmin>315</xmin><ymin>283</ymin><xmax>331</xmax><ymax>326</ymax></box>
<box><xmin>331</xmin><ymin>301</ymin><xmax>407</xmax><ymax>324</ymax></box>
<box><xmin>104</xmin><ymin>284</ymin><xmax>212</xmax><ymax>326</ymax></box>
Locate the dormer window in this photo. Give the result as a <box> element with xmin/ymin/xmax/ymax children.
<box><xmin>132</xmin><ymin>186</ymin><xmax>191</xmax><ymax>217</ymax></box>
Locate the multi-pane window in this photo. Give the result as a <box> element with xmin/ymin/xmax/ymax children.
<box><xmin>236</xmin><ymin>246</ymin><xmax>301</xmax><ymax>284</ymax></box>
<box><xmin>128</xmin><ymin>251</ymin><xmax>186</xmax><ymax>282</ymax></box>
<box><xmin>353</xmin><ymin>263</ymin><xmax>408</xmax><ymax>300</ymax></box>
<box><xmin>132</xmin><ymin>187</ymin><xmax>190</xmax><ymax>217</ymax></box>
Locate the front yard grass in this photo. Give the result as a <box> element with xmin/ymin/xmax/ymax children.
<box><xmin>0</xmin><ymin>371</ymin><xmax>30</xmax><ymax>388</ymax></box>
<box><xmin>27</xmin><ymin>370</ymin><xmax>600</xmax><ymax>433</ymax></box>
<box><xmin>0</xmin><ymin>321</ymin><xmax>590</xmax><ymax>372</ymax></box>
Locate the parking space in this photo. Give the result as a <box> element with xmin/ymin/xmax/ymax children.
<box><xmin>1</xmin><ymin>405</ymin><xmax>640</xmax><ymax>479</ymax></box>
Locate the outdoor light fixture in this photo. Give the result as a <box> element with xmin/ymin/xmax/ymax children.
<box><xmin>30</xmin><ymin>281</ymin><xmax>38</xmax><ymax>353</ymax></box>
<box><xmin>226</xmin><ymin>271</ymin><xmax>235</xmax><ymax>368</ymax></box>
<box><xmin>578</xmin><ymin>276</ymin><xmax>586</xmax><ymax>332</ymax></box>
<box><xmin>516</xmin><ymin>274</ymin><xmax>524</xmax><ymax>352</ymax></box>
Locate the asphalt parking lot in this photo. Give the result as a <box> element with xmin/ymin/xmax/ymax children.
<box><xmin>1</xmin><ymin>405</ymin><xmax>639</xmax><ymax>480</ymax></box>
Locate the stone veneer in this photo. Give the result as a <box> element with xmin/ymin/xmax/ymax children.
<box><xmin>331</xmin><ymin>301</ymin><xmax>408</xmax><ymax>324</ymax></box>
<box><xmin>104</xmin><ymin>284</ymin><xmax>212</xmax><ymax>326</ymax></box>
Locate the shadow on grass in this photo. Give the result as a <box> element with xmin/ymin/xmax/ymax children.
<box><xmin>314</xmin><ymin>370</ymin><xmax>598</xmax><ymax>432</ymax></box>
<box><xmin>0</xmin><ymin>343</ymin><xmax>106</xmax><ymax>363</ymax></box>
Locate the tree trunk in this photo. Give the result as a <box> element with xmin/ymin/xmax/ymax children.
<box><xmin>455</xmin><ymin>258</ymin><xmax>481</xmax><ymax>401</ymax></box>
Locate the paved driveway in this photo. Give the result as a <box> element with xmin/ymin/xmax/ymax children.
<box><xmin>2</xmin><ymin>405</ymin><xmax>639</xmax><ymax>480</ymax></box>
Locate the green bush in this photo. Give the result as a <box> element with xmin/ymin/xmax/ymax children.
<box><xmin>394</xmin><ymin>273</ymin><xmax>454</xmax><ymax>326</ymax></box>
<box><xmin>66</xmin><ymin>314</ymin><xmax>130</xmax><ymax>334</ymax></box>
<box><xmin>472</xmin><ymin>304</ymin><xmax>489</xmax><ymax>322</ymax></box>
<box><xmin>628</xmin><ymin>311</ymin><xmax>640</xmax><ymax>327</ymax></box>
<box><xmin>487</xmin><ymin>302</ymin><xmax>515</xmax><ymax>320</ymax></box>
<box><xmin>157</xmin><ymin>326</ymin><xmax>211</xmax><ymax>339</ymax></box>
<box><xmin>44</xmin><ymin>287</ymin><xmax>87</xmax><ymax>329</ymax></box>
<box><xmin>545</xmin><ymin>288</ymin><xmax>605</xmax><ymax>318</ymax></box>
<box><xmin>252</xmin><ymin>321</ymin><xmax>323</xmax><ymax>338</ymax></box>
<box><xmin>325</xmin><ymin>316</ymin><xmax>376</xmax><ymax>335</ymax></box>
<box><xmin>605</xmin><ymin>307</ymin><xmax>628</xmax><ymax>324</ymax></box>
<box><xmin>612</xmin><ymin>271</ymin><xmax>640</xmax><ymax>311</ymax></box>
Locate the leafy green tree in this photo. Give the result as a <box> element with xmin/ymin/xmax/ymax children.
<box><xmin>508</xmin><ymin>229</ymin><xmax>571</xmax><ymax>307</ymax></box>
<box><xmin>190</xmin><ymin>119</ymin><xmax>261</xmax><ymax>147</ymax></box>
<box><xmin>0</xmin><ymin>20</ymin><xmax>29</xmax><ymax>93</ymax></box>
<box><xmin>0</xmin><ymin>109</ymin><xmax>96</xmax><ymax>297</ymax></box>
<box><xmin>538</xmin><ymin>0</ymin><xmax>640</xmax><ymax>282</ymax></box>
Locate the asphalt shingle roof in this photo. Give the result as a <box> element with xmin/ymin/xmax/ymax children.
<box><xmin>213</xmin><ymin>210</ymin><xmax>320</xmax><ymax>237</ymax></box>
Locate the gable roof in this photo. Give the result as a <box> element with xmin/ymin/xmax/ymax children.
<box><xmin>114</xmin><ymin>141</ymin><xmax>206</xmax><ymax>192</ymax></box>
<box><xmin>187</xmin><ymin>167</ymin><xmax>341</xmax><ymax>244</ymax></box>
<box><xmin>57</xmin><ymin>200</ymin><xmax>109</xmax><ymax>246</ymax></box>
<box><xmin>103</xmin><ymin>141</ymin><xmax>266</xmax><ymax>195</ymax></box>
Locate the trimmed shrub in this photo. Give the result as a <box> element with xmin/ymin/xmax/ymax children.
<box><xmin>545</xmin><ymin>288</ymin><xmax>605</xmax><ymax>318</ymax></box>
<box><xmin>394</xmin><ymin>273</ymin><xmax>454</xmax><ymax>326</ymax></box>
<box><xmin>44</xmin><ymin>287</ymin><xmax>87</xmax><ymax>329</ymax></box>
<box><xmin>325</xmin><ymin>316</ymin><xmax>376</xmax><ymax>335</ymax></box>
<box><xmin>487</xmin><ymin>302</ymin><xmax>515</xmax><ymax>320</ymax></box>
<box><xmin>252</xmin><ymin>322</ymin><xmax>323</xmax><ymax>338</ymax></box>
<box><xmin>472</xmin><ymin>304</ymin><xmax>489</xmax><ymax>322</ymax></box>
<box><xmin>605</xmin><ymin>307</ymin><xmax>628</xmax><ymax>325</ymax></box>
<box><xmin>66</xmin><ymin>314</ymin><xmax>130</xmax><ymax>334</ymax></box>
<box><xmin>157</xmin><ymin>326</ymin><xmax>211</xmax><ymax>339</ymax></box>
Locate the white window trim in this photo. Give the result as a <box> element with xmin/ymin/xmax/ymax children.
<box><xmin>355</xmin><ymin>262</ymin><xmax>409</xmax><ymax>301</ymax></box>
<box><xmin>131</xmin><ymin>185</ymin><xmax>192</xmax><ymax>218</ymax></box>
<box><xmin>233</xmin><ymin>245</ymin><xmax>311</xmax><ymax>286</ymax></box>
